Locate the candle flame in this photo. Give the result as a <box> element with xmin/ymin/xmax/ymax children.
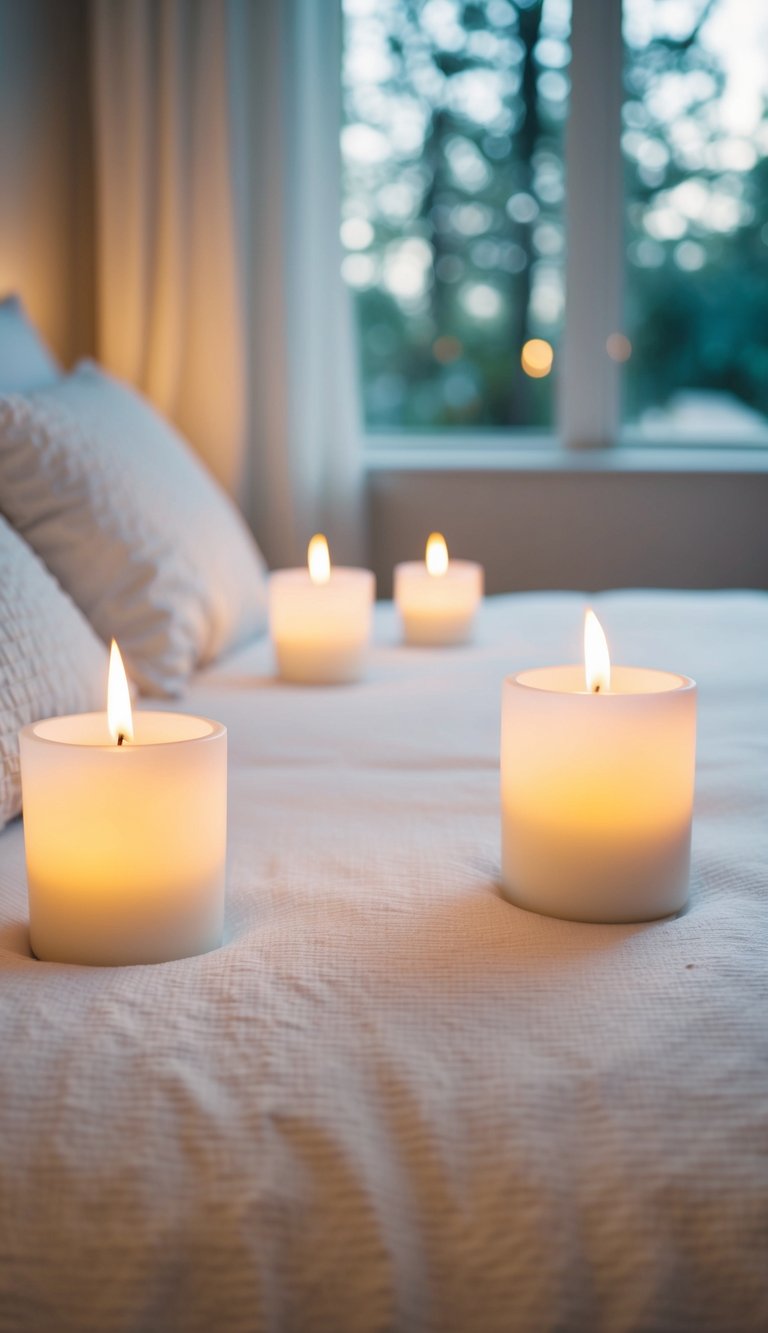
<box><xmin>426</xmin><ymin>532</ymin><xmax>449</xmax><ymax>577</ymax></box>
<box><xmin>308</xmin><ymin>534</ymin><xmax>331</xmax><ymax>586</ymax></box>
<box><xmin>108</xmin><ymin>640</ymin><xmax>134</xmax><ymax>744</ymax></box>
<box><xmin>584</xmin><ymin>609</ymin><xmax>611</xmax><ymax>694</ymax></box>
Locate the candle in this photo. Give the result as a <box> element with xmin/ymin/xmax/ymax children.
<box><xmin>269</xmin><ymin>535</ymin><xmax>375</xmax><ymax>684</ymax></box>
<box><xmin>19</xmin><ymin>642</ymin><xmax>227</xmax><ymax>966</ymax></box>
<box><xmin>500</xmin><ymin>611</ymin><xmax>697</xmax><ymax>923</ymax></box>
<box><xmin>394</xmin><ymin>533</ymin><xmax>483</xmax><ymax>646</ymax></box>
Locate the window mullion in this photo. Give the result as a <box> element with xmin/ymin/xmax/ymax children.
<box><xmin>561</xmin><ymin>0</ymin><xmax>624</xmax><ymax>450</ymax></box>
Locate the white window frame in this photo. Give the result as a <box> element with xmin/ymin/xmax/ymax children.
<box><xmin>561</xmin><ymin>0</ymin><xmax>622</xmax><ymax>451</ymax></box>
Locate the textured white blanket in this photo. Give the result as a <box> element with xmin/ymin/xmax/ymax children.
<box><xmin>0</xmin><ymin>591</ymin><xmax>766</xmax><ymax>1333</ymax></box>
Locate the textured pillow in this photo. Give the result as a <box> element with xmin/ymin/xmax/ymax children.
<box><xmin>0</xmin><ymin>362</ymin><xmax>268</xmax><ymax>696</ymax></box>
<box><xmin>0</xmin><ymin>294</ymin><xmax>61</xmax><ymax>393</ymax></box>
<box><xmin>0</xmin><ymin>514</ymin><xmax>107</xmax><ymax>830</ymax></box>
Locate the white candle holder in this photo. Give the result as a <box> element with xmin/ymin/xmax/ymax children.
<box><xmin>19</xmin><ymin>712</ymin><xmax>227</xmax><ymax>966</ymax></box>
<box><xmin>269</xmin><ymin>567</ymin><xmax>375</xmax><ymax>684</ymax></box>
<box><xmin>500</xmin><ymin>666</ymin><xmax>697</xmax><ymax>923</ymax></box>
<box><xmin>394</xmin><ymin>555</ymin><xmax>483</xmax><ymax>645</ymax></box>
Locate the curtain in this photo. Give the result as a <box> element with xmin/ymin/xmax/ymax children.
<box><xmin>90</xmin><ymin>0</ymin><xmax>364</xmax><ymax>568</ymax></box>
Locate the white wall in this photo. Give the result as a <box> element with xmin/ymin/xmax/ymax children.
<box><xmin>369</xmin><ymin>462</ymin><xmax>768</xmax><ymax>595</ymax></box>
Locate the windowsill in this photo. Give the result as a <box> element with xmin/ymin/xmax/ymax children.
<box><xmin>364</xmin><ymin>436</ymin><xmax>768</xmax><ymax>474</ymax></box>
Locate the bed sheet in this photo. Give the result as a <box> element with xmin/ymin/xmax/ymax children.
<box><xmin>0</xmin><ymin>590</ymin><xmax>766</xmax><ymax>1333</ymax></box>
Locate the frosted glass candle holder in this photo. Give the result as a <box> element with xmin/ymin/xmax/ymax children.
<box><xmin>394</xmin><ymin>560</ymin><xmax>483</xmax><ymax>646</ymax></box>
<box><xmin>269</xmin><ymin>568</ymin><xmax>375</xmax><ymax>684</ymax></box>
<box><xmin>500</xmin><ymin>666</ymin><xmax>697</xmax><ymax>923</ymax></box>
<box><xmin>20</xmin><ymin>712</ymin><xmax>227</xmax><ymax>966</ymax></box>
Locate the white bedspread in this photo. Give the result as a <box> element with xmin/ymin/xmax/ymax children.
<box><xmin>0</xmin><ymin>591</ymin><xmax>767</xmax><ymax>1333</ymax></box>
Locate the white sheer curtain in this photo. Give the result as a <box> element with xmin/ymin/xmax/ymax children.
<box><xmin>90</xmin><ymin>0</ymin><xmax>364</xmax><ymax>569</ymax></box>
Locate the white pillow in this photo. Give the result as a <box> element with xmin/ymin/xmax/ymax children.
<box><xmin>0</xmin><ymin>515</ymin><xmax>107</xmax><ymax>830</ymax></box>
<box><xmin>0</xmin><ymin>362</ymin><xmax>268</xmax><ymax>696</ymax></box>
<box><xmin>0</xmin><ymin>294</ymin><xmax>60</xmax><ymax>393</ymax></box>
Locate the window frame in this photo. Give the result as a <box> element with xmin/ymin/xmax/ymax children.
<box><xmin>560</xmin><ymin>0</ymin><xmax>622</xmax><ymax>451</ymax></box>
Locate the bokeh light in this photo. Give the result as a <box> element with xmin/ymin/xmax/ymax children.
<box><xmin>341</xmin><ymin>218</ymin><xmax>374</xmax><ymax>250</ymax></box>
<box><xmin>433</xmin><ymin>336</ymin><xmax>463</xmax><ymax>364</ymax></box>
<box><xmin>521</xmin><ymin>339</ymin><xmax>554</xmax><ymax>378</ymax></box>
<box><xmin>341</xmin><ymin>254</ymin><xmax>377</xmax><ymax>288</ymax></box>
<box><xmin>606</xmin><ymin>333</ymin><xmax>632</xmax><ymax>363</ymax></box>
<box><xmin>462</xmin><ymin>284</ymin><xmax>502</xmax><ymax>320</ymax></box>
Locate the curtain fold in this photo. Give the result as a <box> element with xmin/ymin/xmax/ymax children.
<box><xmin>90</xmin><ymin>0</ymin><xmax>364</xmax><ymax>568</ymax></box>
<box><xmin>278</xmin><ymin>0</ymin><xmax>365</xmax><ymax>568</ymax></box>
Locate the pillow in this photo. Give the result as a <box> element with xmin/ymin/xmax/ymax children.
<box><xmin>0</xmin><ymin>294</ymin><xmax>61</xmax><ymax>393</ymax></box>
<box><xmin>0</xmin><ymin>514</ymin><xmax>107</xmax><ymax>831</ymax></box>
<box><xmin>0</xmin><ymin>362</ymin><xmax>268</xmax><ymax>696</ymax></box>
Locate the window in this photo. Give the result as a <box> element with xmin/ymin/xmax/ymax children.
<box><xmin>623</xmin><ymin>0</ymin><xmax>768</xmax><ymax>444</ymax></box>
<box><xmin>341</xmin><ymin>0</ymin><xmax>768</xmax><ymax>448</ymax></box>
<box><xmin>341</xmin><ymin>0</ymin><xmax>570</xmax><ymax>431</ymax></box>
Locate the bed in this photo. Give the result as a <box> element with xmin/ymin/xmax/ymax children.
<box><xmin>0</xmin><ymin>588</ymin><xmax>766</xmax><ymax>1332</ymax></box>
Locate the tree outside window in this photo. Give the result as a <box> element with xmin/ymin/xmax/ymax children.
<box><xmin>341</xmin><ymin>0</ymin><xmax>768</xmax><ymax>445</ymax></box>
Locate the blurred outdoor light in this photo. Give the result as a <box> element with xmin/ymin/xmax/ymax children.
<box><xmin>521</xmin><ymin>339</ymin><xmax>554</xmax><ymax>378</ymax></box>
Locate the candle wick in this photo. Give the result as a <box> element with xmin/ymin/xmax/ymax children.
<box><xmin>117</xmin><ymin>733</ymin><xmax>125</xmax><ymax>747</ymax></box>
<box><xmin>593</xmin><ymin>683</ymin><xmax>601</xmax><ymax>694</ymax></box>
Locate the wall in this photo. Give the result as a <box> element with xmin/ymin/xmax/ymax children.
<box><xmin>0</xmin><ymin>0</ymin><xmax>94</xmax><ymax>364</ymax></box>
<box><xmin>369</xmin><ymin>460</ymin><xmax>768</xmax><ymax>595</ymax></box>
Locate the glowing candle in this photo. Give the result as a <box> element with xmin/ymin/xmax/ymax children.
<box><xmin>394</xmin><ymin>533</ymin><xmax>483</xmax><ymax>646</ymax></box>
<box><xmin>19</xmin><ymin>642</ymin><xmax>227</xmax><ymax>965</ymax></box>
<box><xmin>269</xmin><ymin>535</ymin><xmax>375</xmax><ymax>684</ymax></box>
<box><xmin>500</xmin><ymin>611</ymin><xmax>697</xmax><ymax>923</ymax></box>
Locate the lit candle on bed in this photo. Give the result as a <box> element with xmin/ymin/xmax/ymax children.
<box><xmin>269</xmin><ymin>535</ymin><xmax>375</xmax><ymax>684</ymax></box>
<box><xmin>19</xmin><ymin>642</ymin><xmax>227</xmax><ymax>966</ymax></box>
<box><xmin>394</xmin><ymin>533</ymin><xmax>483</xmax><ymax>646</ymax></box>
<box><xmin>500</xmin><ymin>610</ymin><xmax>697</xmax><ymax>923</ymax></box>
